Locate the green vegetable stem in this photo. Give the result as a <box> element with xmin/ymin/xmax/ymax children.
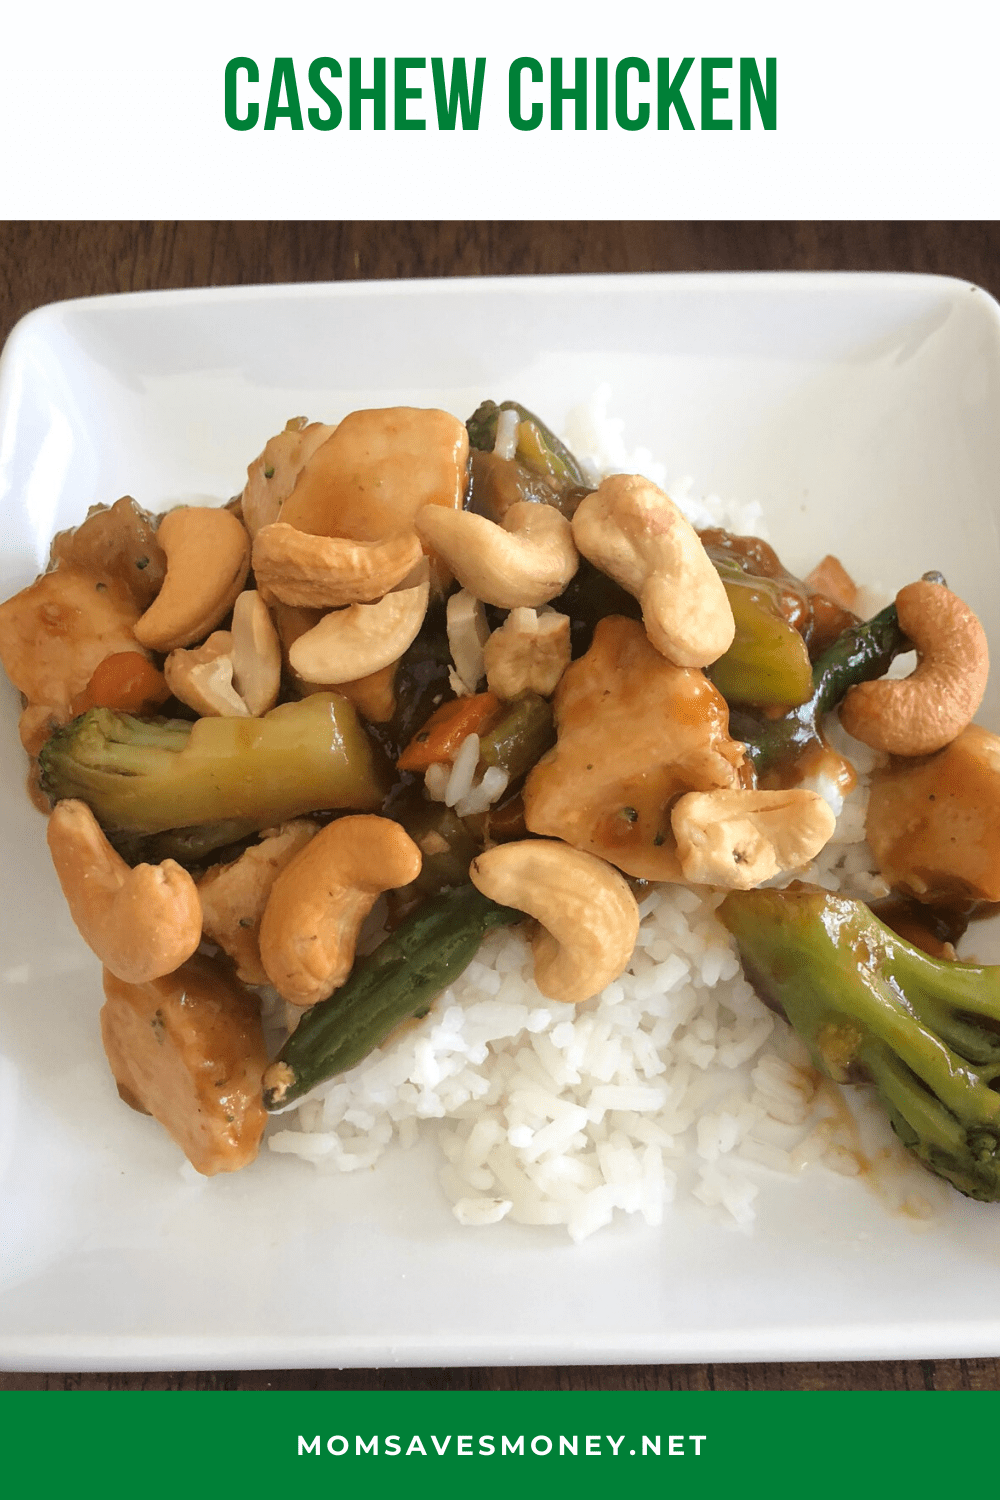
<box><xmin>38</xmin><ymin>694</ymin><xmax>388</xmax><ymax>844</ymax></box>
<box><xmin>262</xmin><ymin>883</ymin><xmax>520</xmax><ymax>1109</ymax></box>
<box><xmin>466</xmin><ymin>399</ymin><xmax>589</xmax><ymax>490</ymax></box>
<box><xmin>478</xmin><ymin>692</ymin><xmax>556</xmax><ymax>782</ymax></box>
<box><xmin>742</xmin><ymin>601</ymin><xmax>907</xmax><ymax>774</ymax></box>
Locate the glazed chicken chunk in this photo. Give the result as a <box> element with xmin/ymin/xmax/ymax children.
<box><xmin>866</xmin><ymin>724</ymin><xmax>1000</xmax><ymax>902</ymax></box>
<box><xmin>523</xmin><ymin>614</ymin><xmax>747</xmax><ymax>881</ymax></box>
<box><xmin>100</xmin><ymin>956</ymin><xmax>269</xmax><ymax>1176</ymax></box>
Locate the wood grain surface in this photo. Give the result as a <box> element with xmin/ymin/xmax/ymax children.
<box><xmin>2</xmin><ymin>220</ymin><xmax>999</xmax><ymax>1395</ymax></box>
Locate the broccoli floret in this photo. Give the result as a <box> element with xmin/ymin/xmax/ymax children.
<box><xmin>38</xmin><ymin>695</ymin><xmax>389</xmax><ymax>858</ymax></box>
<box><xmin>719</xmin><ymin>887</ymin><xmax>1000</xmax><ymax>1201</ymax></box>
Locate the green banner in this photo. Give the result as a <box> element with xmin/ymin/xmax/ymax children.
<box><xmin>1</xmin><ymin>1389</ymin><xmax>987</xmax><ymax>1499</ymax></box>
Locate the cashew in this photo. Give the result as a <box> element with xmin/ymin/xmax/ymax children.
<box><xmin>484</xmin><ymin>607</ymin><xmax>571</xmax><ymax>699</ymax></box>
<box><xmin>134</xmin><ymin>506</ymin><xmax>251</xmax><ymax>652</ymax></box>
<box><xmin>198</xmin><ymin>820</ymin><xmax>317</xmax><ymax>984</ymax></box>
<box><xmin>671</xmin><ymin>789</ymin><xmax>836</xmax><ymax>889</ymax></box>
<box><xmin>469</xmin><ymin>839</ymin><xmax>639</xmax><ymax>1004</ymax></box>
<box><xmin>164</xmin><ymin>631</ymin><xmax>249</xmax><ymax>717</ymax></box>
<box><xmin>47</xmin><ymin>799</ymin><xmax>202</xmax><ymax>984</ymax></box>
<box><xmin>259</xmin><ymin>815</ymin><xmax>422</xmax><ymax>1006</ymax></box>
<box><xmin>288</xmin><ymin>578</ymin><xmax>430</xmax><ymax>685</ymax></box>
<box><xmin>164</xmin><ymin>591</ymin><xmax>281</xmax><ymax>718</ymax></box>
<box><xmin>230</xmin><ymin>590</ymin><xmax>282</xmax><ymax>715</ymax></box>
<box><xmin>840</xmin><ymin>580</ymin><xmax>989</xmax><ymax>755</ymax></box>
<box><xmin>241</xmin><ymin>419</ymin><xmax>337</xmax><ymax>538</ymax></box>
<box><xmin>252</xmin><ymin>521</ymin><xmax>424</xmax><ymax>609</ymax></box>
<box><xmin>414</xmin><ymin>501</ymin><xmax>577</xmax><ymax>609</ymax></box>
<box><xmin>267</xmin><ymin>599</ymin><xmax>397</xmax><ymax>720</ymax></box>
<box><xmin>571</xmin><ymin>475</ymin><xmax>735</xmax><ymax>668</ymax></box>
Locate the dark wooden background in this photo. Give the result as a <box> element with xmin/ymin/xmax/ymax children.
<box><xmin>3</xmin><ymin>220</ymin><xmax>1000</xmax><ymax>1395</ymax></box>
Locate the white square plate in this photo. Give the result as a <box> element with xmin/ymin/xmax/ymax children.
<box><xmin>4</xmin><ymin>272</ymin><xmax>1000</xmax><ymax>1372</ymax></box>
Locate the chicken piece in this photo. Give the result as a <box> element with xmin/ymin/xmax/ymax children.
<box><xmin>278</xmin><ymin>407</ymin><xmax>468</xmax><ymax>543</ymax></box>
<box><xmin>241</xmin><ymin>419</ymin><xmax>337</xmax><ymax>538</ymax></box>
<box><xmin>198</xmin><ymin>820</ymin><xmax>318</xmax><ymax>983</ymax></box>
<box><xmin>522</xmin><ymin>615</ymin><xmax>747</xmax><ymax>881</ymax></box>
<box><xmin>49</xmin><ymin>496</ymin><xmax>167</xmax><ymax>609</ymax></box>
<box><xmin>866</xmin><ymin>725</ymin><xmax>1000</xmax><ymax>902</ymax></box>
<box><xmin>0</xmin><ymin>564</ymin><xmax>145</xmax><ymax>744</ymax></box>
<box><xmin>805</xmin><ymin>554</ymin><xmax>858</xmax><ymax>612</ymax></box>
<box><xmin>100</xmin><ymin>955</ymin><xmax>269</xmax><ymax>1175</ymax></box>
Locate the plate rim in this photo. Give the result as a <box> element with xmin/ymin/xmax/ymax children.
<box><xmin>4</xmin><ymin>266</ymin><xmax>1000</xmax><ymax>1371</ymax></box>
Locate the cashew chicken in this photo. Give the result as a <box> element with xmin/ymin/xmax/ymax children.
<box><xmin>241</xmin><ymin>418</ymin><xmax>338</xmax><ymax>538</ymax></box>
<box><xmin>470</xmin><ymin>839</ymin><xmax>639</xmax><ymax>1004</ymax></box>
<box><xmin>259</xmin><ymin>815</ymin><xmax>423</xmax><ymax>1006</ymax></box>
<box><xmin>671</xmin><ymin>789</ymin><xmax>836</xmax><ymax>889</ymax></box>
<box><xmin>47</xmin><ymin>799</ymin><xmax>202</xmax><ymax>984</ymax></box>
<box><xmin>571</xmin><ymin>475</ymin><xmax>735</xmax><ymax>668</ymax></box>
<box><xmin>278</xmin><ymin>407</ymin><xmax>468</xmax><ymax>542</ymax></box>
<box><xmin>0</xmin><ymin>565</ymin><xmax>146</xmax><ymax>752</ymax></box>
<box><xmin>523</xmin><ymin>615</ymin><xmax>747</xmax><ymax>882</ymax></box>
<box><xmin>840</xmin><ymin>579</ymin><xmax>989</xmax><ymax>755</ymax></box>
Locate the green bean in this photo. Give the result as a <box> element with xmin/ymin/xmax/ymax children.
<box><xmin>744</xmin><ymin>602</ymin><xmax>907</xmax><ymax>774</ymax></box>
<box><xmin>478</xmin><ymin>693</ymin><xmax>556</xmax><ymax>781</ymax></box>
<box><xmin>262</xmin><ymin>884</ymin><xmax>520</xmax><ymax>1109</ymax></box>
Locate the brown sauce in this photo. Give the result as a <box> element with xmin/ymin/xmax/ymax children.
<box><xmin>869</xmin><ymin>893</ymin><xmax>1000</xmax><ymax>958</ymax></box>
<box><xmin>699</xmin><ymin>526</ymin><xmax>860</xmax><ymax>659</ymax></box>
<box><xmin>699</xmin><ymin>527</ymin><xmax>811</xmax><ymax>632</ymax></box>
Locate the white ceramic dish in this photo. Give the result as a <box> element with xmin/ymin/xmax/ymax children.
<box><xmin>3</xmin><ymin>272</ymin><xmax>1000</xmax><ymax>1373</ymax></box>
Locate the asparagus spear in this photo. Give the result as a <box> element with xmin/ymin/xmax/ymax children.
<box><xmin>742</xmin><ymin>601</ymin><xmax>907</xmax><ymax>774</ymax></box>
<box><xmin>466</xmin><ymin>399</ymin><xmax>590</xmax><ymax>490</ymax></box>
<box><xmin>263</xmin><ymin>883</ymin><xmax>520</xmax><ymax>1109</ymax></box>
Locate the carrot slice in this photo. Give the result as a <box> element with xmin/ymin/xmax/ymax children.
<box><xmin>75</xmin><ymin>651</ymin><xmax>171</xmax><ymax>715</ymax></box>
<box><xmin>397</xmin><ymin>691</ymin><xmax>503</xmax><ymax>771</ymax></box>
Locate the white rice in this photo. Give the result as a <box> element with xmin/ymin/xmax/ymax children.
<box><xmin>266</xmin><ymin>403</ymin><xmax>890</xmax><ymax>1239</ymax></box>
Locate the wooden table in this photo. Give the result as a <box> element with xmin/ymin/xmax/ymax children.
<box><xmin>2</xmin><ymin>220</ymin><xmax>999</xmax><ymax>1394</ymax></box>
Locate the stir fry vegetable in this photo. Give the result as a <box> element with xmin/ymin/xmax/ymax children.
<box><xmin>467</xmin><ymin>399</ymin><xmax>590</xmax><ymax>492</ymax></box>
<box><xmin>39</xmin><ymin>694</ymin><xmax>388</xmax><ymax>839</ymax></box>
<box><xmin>739</xmin><ymin>600</ymin><xmax>908</xmax><ymax>775</ymax></box>
<box><xmin>708</xmin><ymin>556</ymin><xmax>814</xmax><ymax>708</ymax></box>
<box><xmin>263</xmin><ymin>883</ymin><xmax>519</xmax><ymax>1109</ymax></box>
<box><xmin>720</xmin><ymin>887</ymin><xmax>1000</xmax><ymax>1202</ymax></box>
